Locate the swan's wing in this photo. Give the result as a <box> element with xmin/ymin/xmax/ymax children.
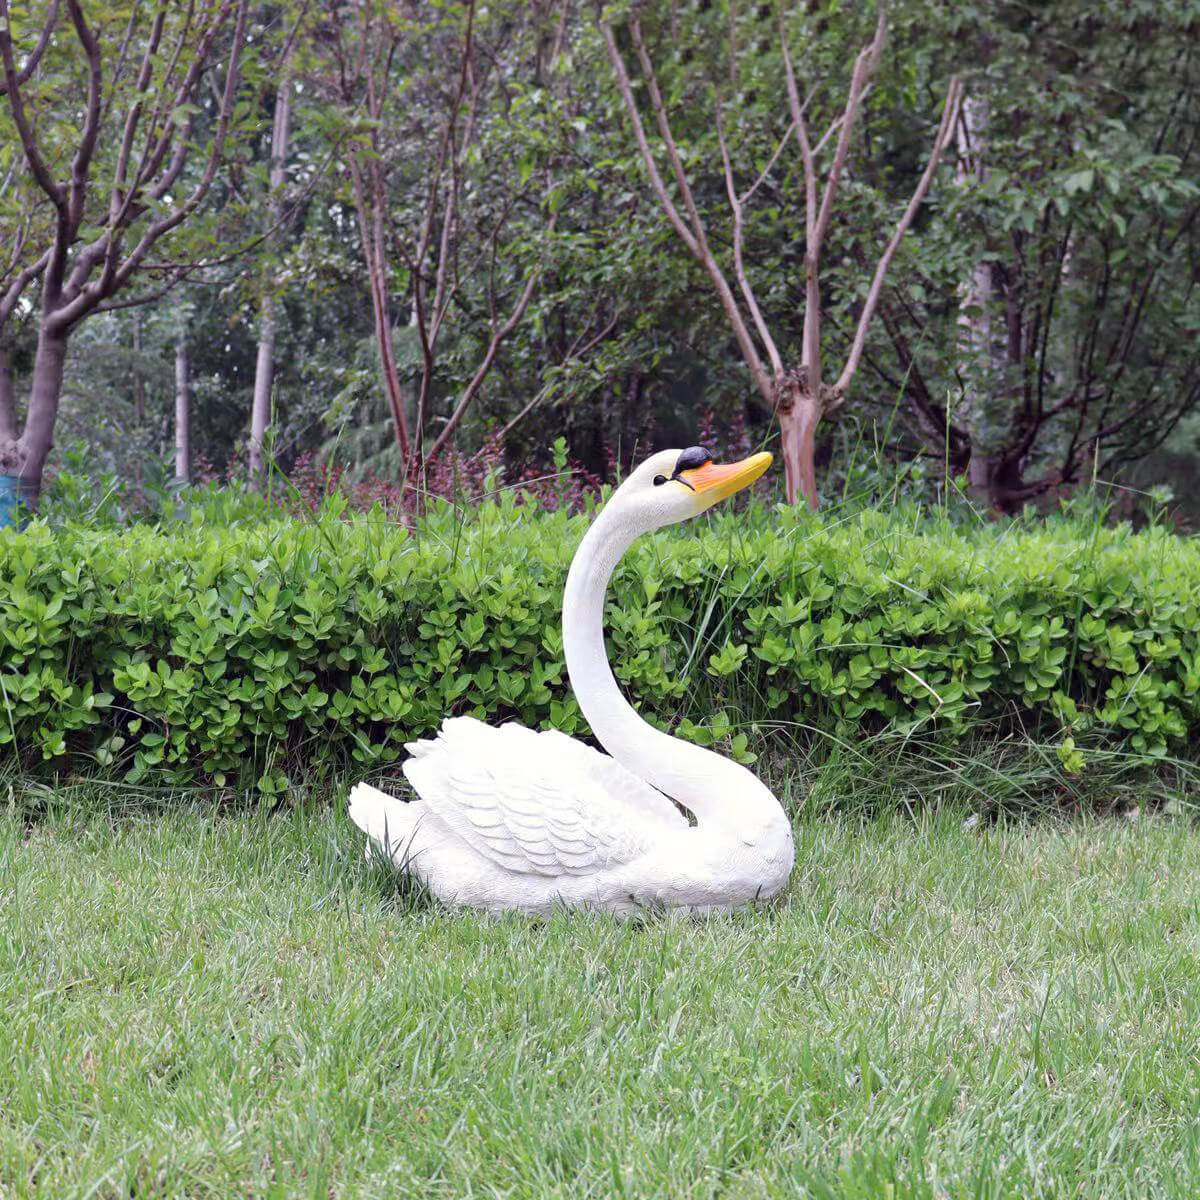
<box><xmin>402</xmin><ymin>716</ymin><xmax>684</xmax><ymax>877</ymax></box>
<box><xmin>500</xmin><ymin>723</ymin><xmax>684</xmax><ymax>829</ymax></box>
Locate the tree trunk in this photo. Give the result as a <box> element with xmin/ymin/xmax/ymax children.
<box><xmin>956</xmin><ymin>93</ymin><xmax>1017</xmax><ymax>507</ymax></box>
<box><xmin>249</xmin><ymin>298</ymin><xmax>278</xmax><ymax>487</ymax></box>
<box><xmin>130</xmin><ymin>311</ymin><xmax>147</xmax><ymax>486</ymax></box>
<box><xmin>775</xmin><ymin>368</ymin><xmax>822</xmax><ymax>510</ymax></box>
<box><xmin>249</xmin><ymin>71</ymin><xmax>294</xmax><ymax>488</ymax></box>
<box><xmin>359</xmin><ymin>215</ymin><xmax>410</xmax><ymax>461</ymax></box>
<box><xmin>132</xmin><ymin>311</ymin><xmax>146</xmax><ymax>424</ymax></box>
<box><xmin>956</xmin><ymin>98</ymin><xmax>996</xmax><ymax>380</ymax></box>
<box><xmin>345</xmin><ymin>156</ymin><xmax>411</xmax><ymax>462</ymax></box>
<box><xmin>0</xmin><ymin>347</ymin><xmax>17</xmax><ymax>464</ymax></box>
<box><xmin>175</xmin><ymin>328</ymin><xmax>191</xmax><ymax>485</ymax></box>
<box><xmin>967</xmin><ymin>450</ymin><xmax>1027</xmax><ymax>514</ymax></box>
<box><xmin>13</xmin><ymin>325</ymin><xmax>68</xmax><ymax>505</ymax></box>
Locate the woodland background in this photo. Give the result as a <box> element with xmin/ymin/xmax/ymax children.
<box><xmin>1</xmin><ymin>0</ymin><xmax>1198</xmax><ymax>520</ymax></box>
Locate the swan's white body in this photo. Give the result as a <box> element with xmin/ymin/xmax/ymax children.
<box><xmin>349</xmin><ymin>447</ymin><xmax>794</xmax><ymax>915</ymax></box>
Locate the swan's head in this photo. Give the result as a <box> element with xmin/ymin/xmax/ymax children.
<box><xmin>608</xmin><ymin>446</ymin><xmax>773</xmax><ymax>532</ymax></box>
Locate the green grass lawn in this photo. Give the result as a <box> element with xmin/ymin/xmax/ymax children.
<box><xmin>4</xmin><ymin>793</ymin><xmax>1200</xmax><ymax>1198</ymax></box>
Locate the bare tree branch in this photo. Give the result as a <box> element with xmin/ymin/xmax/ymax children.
<box><xmin>600</xmin><ymin>17</ymin><xmax>774</xmax><ymax>405</ymax></box>
<box><xmin>90</xmin><ymin>133</ymin><xmax>342</xmax><ymax>313</ymax></box>
<box><xmin>106</xmin><ymin>0</ymin><xmax>247</xmax><ymax>289</ymax></box>
<box><xmin>741</xmin><ymin>121</ymin><xmax>794</xmax><ymax>207</ymax></box>
<box><xmin>124</xmin><ymin>0</ymin><xmax>201</xmax><ymax>203</ymax></box>
<box><xmin>716</xmin><ymin>106</ymin><xmax>784</xmax><ymax>378</ymax></box>
<box><xmin>833</xmin><ymin>75</ymin><xmax>963</xmax><ymax>401</ymax></box>
<box><xmin>598</xmin><ymin>20</ymin><xmax>700</xmax><ymax>256</ymax></box>
<box><xmin>98</xmin><ymin>3</ymin><xmax>138</xmax><ymax>128</ymax></box>
<box><xmin>330</xmin><ymin>3</ymin><xmax>413</xmax><ymax>460</ymax></box>
<box><xmin>427</xmin><ymin>211</ymin><xmax>559</xmax><ymax>464</ymax></box>
<box><xmin>1</xmin><ymin>216</ymin><xmax>26</xmax><ymax>278</ymax></box>
<box><xmin>0</xmin><ymin>0</ymin><xmax>58</xmax><ymax>97</ymax></box>
<box><xmin>346</xmin><ymin>149</ymin><xmax>411</xmax><ymax>460</ymax></box>
<box><xmin>411</xmin><ymin>1</ymin><xmax>479</xmax><ymax>459</ymax></box>
<box><xmin>109</xmin><ymin>10</ymin><xmax>167</xmax><ymax>228</ymax></box>
<box><xmin>427</xmin><ymin>59</ymin><xmax>481</xmax><ymax>350</ymax></box>
<box><xmin>779</xmin><ymin>18</ymin><xmax>820</xmax><ymax>378</ymax></box>
<box><xmin>627</xmin><ymin>18</ymin><xmax>709</xmax><ymax>250</ymax></box>
<box><xmin>812</xmin><ymin>87</ymin><xmax>872</xmax><ymax>156</ymax></box>
<box><xmin>0</xmin><ymin>249</ymin><xmax>48</xmax><ymax>327</ymax></box>
<box><xmin>600</xmin><ymin>2</ymin><xmax>959</xmax><ymax>507</ymax></box>
<box><xmin>0</xmin><ymin>0</ymin><xmax>67</xmax><ymax>211</ymax></box>
<box><xmin>475</xmin><ymin>308</ymin><xmax>620</xmax><ymax>453</ymax></box>
<box><xmin>57</xmin><ymin>1</ymin><xmax>228</xmax><ymax>305</ymax></box>
<box><xmin>91</xmin><ymin>265</ymin><xmax>195</xmax><ymax>313</ymax></box>
<box><xmin>64</xmin><ymin>0</ymin><xmax>103</xmax><ymax>234</ymax></box>
<box><xmin>813</xmin><ymin>6</ymin><xmax>884</xmax><ymax>254</ymax></box>
<box><xmin>47</xmin><ymin>0</ymin><xmax>250</xmax><ymax>332</ymax></box>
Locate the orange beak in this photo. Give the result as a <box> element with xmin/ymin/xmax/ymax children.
<box><xmin>677</xmin><ymin>451</ymin><xmax>773</xmax><ymax>503</ymax></box>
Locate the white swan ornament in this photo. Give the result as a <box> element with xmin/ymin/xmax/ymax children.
<box><xmin>348</xmin><ymin>446</ymin><xmax>794</xmax><ymax>915</ymax></box>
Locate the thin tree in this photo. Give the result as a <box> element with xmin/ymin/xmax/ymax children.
<box><xmin>249</xmin><ymin>62</ymin><xmax>296</xmax><ymax>488</ymax></box>
<box><xmin>318</xmin><ymin>0</ymin><xmax>597</xmax><ymax>493</ymax></box>
<box><xmin>601</xmin><ymin>5</ymin><xmax>962</xmax><ymax>507</ymax></box>
<box><xmin>174</xmin><ymin>309</ymin><xmax>191</xmax><ymax>485</ymax></box>
<box><xmin>0</xmin><ymin>0</ymin><xmax>251</xmax><ymax>503</ymax></box>
<box><xmin>322</xmin><ymin>0</ymin><xmax>413</xmax><ymax>463</ymax></box>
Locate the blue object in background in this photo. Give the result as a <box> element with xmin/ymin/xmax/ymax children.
<box><xmin>0</xmin><ymin>475</ymin><xmax>26</xmax><ymax>530</ymax></box>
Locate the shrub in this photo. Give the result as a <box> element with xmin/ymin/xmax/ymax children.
<box><xmin>1</xmin><ymin>496</ymin><xmax>1199</xmax><ymax>793</ymax></box>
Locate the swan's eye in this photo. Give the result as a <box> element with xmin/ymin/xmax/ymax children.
<box><xmin>653</xmin><ymin>474</ymin><xmax>668</xmax><ymax>487</ymax></box>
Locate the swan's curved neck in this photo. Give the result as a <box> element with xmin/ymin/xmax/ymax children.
<box><xmin>562</xmin><ymin>504</ymin><xmax>782</xmax><ymax>840</ymax></box>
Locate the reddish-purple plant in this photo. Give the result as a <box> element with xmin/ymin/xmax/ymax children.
<box><xmin>282</xmin><ymin>413</ymin><xmax>767</xmax><ymax>522</ymax></box>
<box><xmin>285</xmin><ymin>432</ymin><xmax>607</xmax><ymax>520</ymax></box>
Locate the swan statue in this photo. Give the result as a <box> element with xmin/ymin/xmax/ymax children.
<box><xmin>348</xmin><ymin>446</ymin><xmax>794</xmax><ymax>914</ymax></box>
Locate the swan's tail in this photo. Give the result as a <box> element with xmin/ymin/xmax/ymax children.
<box><xmin>347</xmin><ymin>782</ymin><xmax>421</xmax><ymax>862</ymax></box>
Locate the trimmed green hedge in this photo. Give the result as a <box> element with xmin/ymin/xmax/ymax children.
<box><xmin>2</xmin><ymin>497</ymin><xmax>1199</xmax><ymax>790</ymax></box>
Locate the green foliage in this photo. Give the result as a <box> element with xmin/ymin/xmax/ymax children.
<box><xmin>7</xmin><ymin>0</ymin><xmax>1200</xmax><ymax>508</ymax></box>
<box><xmin>3</xmin><ymin>499</ymin><xmax>1200</xmax><ymax>793</ymax></box>
<box><xmin>897</xmin><ymin>0</ymin><xmax>1200</xmax><ymax>502</ymax></box>
<box><xmin>36</xmin><ymin>448</ymin><xmax>283</xmax><ymax>531</ymax></box>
